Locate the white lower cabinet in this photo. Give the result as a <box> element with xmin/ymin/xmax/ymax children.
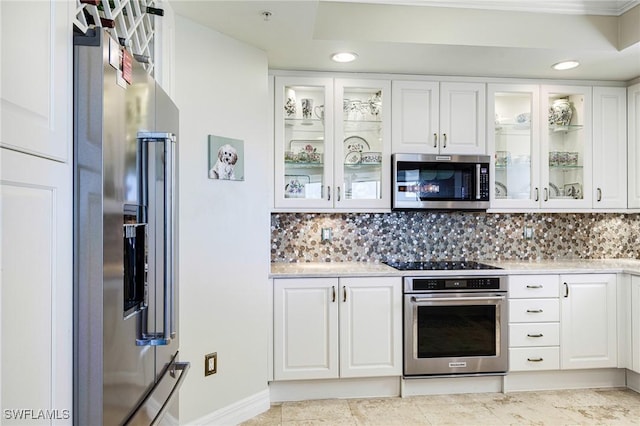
<box><xmin>508</xmin><ymin>275</ymin><xmax>561</xmax><ymax>371</ymax></box>
<box><xmin>560</xmin><ymin>274</ymin><xmax>617</xmax><ymax>369</ymax></box>
<box><xmin>632</xmin><ymin>276</ymin><xmax>640</xmax><ymax>373</ymax></box>
<box><xmin>1</xmin><ymin>148</ymin><xmax>72</xmax><ymax>418</ymax></box>
<box><xmin>273</xmin><ymin>276</ymin><xmax>402</xmax><ymax>381</ymax></box>
<box><xmin>509</xmin><ymin>273</ymin><xmax>618</xmax><ymax>372</ymax></box>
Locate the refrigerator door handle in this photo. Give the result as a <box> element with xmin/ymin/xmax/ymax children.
<box><xmin>123</xmin><ymin>360</ymin><xmax>190</xmax><ymax>426</ymax></box>
<box><xmin>150</xmin><ymin>361</ymin><xmax>190</xmax><ymax>426</ymax></box>
<box><xmin>136</xmin><ymin>132</ymin><xmax>177</xmax><ymax>347</ymax></box>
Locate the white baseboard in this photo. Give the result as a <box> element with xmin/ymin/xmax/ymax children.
<box><xmin>504</xmin><ymin>368</ymin><xmax>626</xmax><ymax>392</ymax></box>
<box><xmin>269</xmin><ymin>377</ymin><xmax>401</xmax><ymax>402</ymax></box>
<box><xmin>401</xmin><ymin>375</ymin><xmax>504</xmax><ymax>396</ymax></box>
<box><xmin>627</xmin><ymin>369</ymin><xmax>640</xmax><ymax>393</ymax></box>
<box><xmin>186</xmin><ymin>389</ymin><xmax>270</xmax><ymax>426</ymax></box>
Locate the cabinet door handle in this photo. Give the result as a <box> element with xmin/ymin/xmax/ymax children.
<box><xmin>527</xmin><ymin>357</ymin><xmax>544</xmax><ymax>362</ymax></box>
<box><xmin>442</xmin><ymin>133</ymin><xmax>447</xmax><ymax>148</ymax></box>
<box><xmin>327</xmin><ymin>186</ymin><xmax>331</xmax><ymax>201</ymax></box>
<box><xmin>526</xmin><ymin>309</ymin><xmax>543</xmax><ymax>313</ymax></box>
<box><xmin>526</xmin><ymin>285</ymin><xmax>543</xmax><ymax>289</ymax></box>
<box><xmin>564</xmin><ymin>282</ymin><xmax>569</xmax><ymax>298</ymax></box>
<box><xmin>543</xmin><ymin>187</ymin><xmax>549</xmax><ymax>202</ymax></box>
<box><xmin>337</xmin><ymin>186</ymin><xmax>341</xmax><ymax>202</ymax></box>
<box><xmin>527</xmin><ymin>333</ymin><xmax>544</xmax><ymax>338</ymax></box>
<box><xmin>343</xmin><ymin>286</ymin><xmax>347</xmax><ymax>302</ymax></box>
<box><xmin>433</xmin><ymin>133</ymin><xmax>438</xmax><ymax>148</ymax></box>
<box><xmin>534</xmin><ymin>187</ymin><xmax>539</xmax><ymax>202</ymax></box>
<box><xmin>331</xmin><ymin>286</ymin><xmax>336</xmax><ymax>303</ymax></box>
<box><xmin>597</xmin><ymin>188</ymin><xmax>602</xmax><ymax>202</ymax></box>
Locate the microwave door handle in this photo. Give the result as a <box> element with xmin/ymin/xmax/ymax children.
<box><xmin>476</xmin><ymin>164</ymin><xmax>481</xmax><ymax>199</ymax></box>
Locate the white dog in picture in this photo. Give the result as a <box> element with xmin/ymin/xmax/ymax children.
<box><xmin>209</xmin><ymin>144</ymin><xmax>238</xmax><ymax>180</ymax></box>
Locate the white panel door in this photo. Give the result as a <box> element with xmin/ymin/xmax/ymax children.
<box><xmin>627</xmin><ymin>83</ymin><xmax>640</xmax><ymax>208</ymax></box>
<box><xmin>632</xmin><ymin>276</ymin><xmax>640</xmax><ymax>373</ymax></box>
<box><xmin>0</xmin><ymin>148</ymin><xmax>72</xmax><ymax>421</ymax></box>
<box><xmin>339</xmin><ymin>277</ymin><xmax>402</xmax><ymax>378</ymax></box>
<box><xmin>273</xmin><ymin>278</ymin><xmax>339</xmax><ymax>380</ymax></box>
<box><xmin>560</xmin><ymin>274</ymin><xmax>617</xmax><ymax>369</ymax></box>
<box><xmin>592</xmin><ymin>86</ymin><xmax>627</xmax><ymax>208</ymax></box>
<box><xmin>391</xmin><ymin>81</ymin><xmax>440</xmax><ymax>154</ymax></box>
<box><xmin>0</xmin><ymin>0</ymin><xmax>71</xmax><ymax>161</ymax></box>
<box><xmin>439</xmin><ymin>82</ymin><xmax>486</xmax><ymax>154</ymax></box>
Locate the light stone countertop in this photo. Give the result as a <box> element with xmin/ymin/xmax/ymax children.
<box><xmin>270</xmin><ymin>259</ymin><xmax>640</xmax><ymax>278</ymax></box>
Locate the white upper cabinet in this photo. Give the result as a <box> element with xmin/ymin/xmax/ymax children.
<box><xmin>541</xmin><ymin>85</ymin><xmax>593</xmax><ymax>209</ymax></box>
<box><xmin>488</xmin><ymin>84</ymin><xmax>540</xmax><ymax>210</ymax></box>
<box><xmin>274</xmin><ymin>75</ymin><xmax>391</xmax><ymax>211</ymax></box>
<box><xmin>0</xmin><ymin>0</ymin><xmax>71</xmax><ymax>162</ymax></box>
<box><xmin>274</xmin><ymin>76</ymin><xmax>334</xmax><ymax>210</ymax></box>
<box><xmin>592</xmin><ymin>86</ymin><xmax>627</xmax><ymax>209</ymax></box>
<box><xmin>392</xmin><ymin>81</ymin><xmax>485</xmax><ymax>155</ymax></box>
<box><xmin>628</xmin><ymin>83</ymin><xmax>640</xmax><ymax>208</ymax></box>
<box><xmin>334</xmin><ymin>78</ymin><xmax>392</xmax><ymax>211</ymax></box>
<box><xmin>490</xmin><ymin>84</ymin><xmax>629</xmax><ymax>212</ymax></box>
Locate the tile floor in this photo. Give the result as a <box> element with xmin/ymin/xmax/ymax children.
<box><xmin>241</xmin><ymin>388</ymin><xmax>640</xmax><ymax>425</ymax></box>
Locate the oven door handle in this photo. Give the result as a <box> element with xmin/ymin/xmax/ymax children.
<box><xmin>411</xmin><ymin>295</ymin><xmax>505</xmax><ymax>303</ymax></box>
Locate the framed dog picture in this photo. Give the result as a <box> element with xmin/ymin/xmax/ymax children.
<box><xmin>208</xmin><ymin>135</ymin><xmax>244</xmax><ymax>181</ymax></box>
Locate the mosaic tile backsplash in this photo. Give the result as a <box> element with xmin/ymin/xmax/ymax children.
<box><xmin>270</xmin><ymin>212</ymin><xmax>640</xmax><ymax>262</ymax></box>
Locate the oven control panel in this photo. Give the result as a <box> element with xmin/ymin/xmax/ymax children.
<box><xmin>406</xmin><ymin>277</ymin><xmax>504</xmax><ymax>292</ymax></box>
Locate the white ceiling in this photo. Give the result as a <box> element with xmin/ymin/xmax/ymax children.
<box><xmin>169</xmin><ymin>0</ymin><xmax>640</xmax><ymax>82</ymax></box>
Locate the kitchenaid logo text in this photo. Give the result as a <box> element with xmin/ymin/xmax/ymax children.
<box><xmin>3</xmin><ymin>409</ymin><xmax>70</xmax><ymax>420</ymax></box>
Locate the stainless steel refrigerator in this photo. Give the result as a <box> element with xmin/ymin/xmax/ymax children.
<box><xmin>73</xmin><ymin>28</ymin><xmax>189</xmax><ymax>425</ymax></box>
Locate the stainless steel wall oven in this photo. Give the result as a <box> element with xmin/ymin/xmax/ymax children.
<box><xmin>403</xmin><ymin>275</ymin><xmax>508</xmax><ymax>377</ymax></box>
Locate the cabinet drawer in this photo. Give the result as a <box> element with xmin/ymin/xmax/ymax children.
<box><xmin>509</xmin><ymin>323</ymin><xmax>560</xmax><ymax>347</ymax></box>
<box><xmin>509</xmin><ymin>299</ymin><xmax>559</xmax><ymax>322</ymax></box>
<box><xmin>509</xmin><ymin>347</ymin><xmax>560</xmax><ymax>371</ymax></box>
<box><xmin>509</xmin><ymin>275</ymin><xmax>559</xmax><ymax>298</ymax></box>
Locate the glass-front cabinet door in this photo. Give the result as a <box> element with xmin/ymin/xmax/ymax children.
<box><xmin>488</xmin><ymin>84</ymin><xmax>540</xmax><ymax>209</ymax></box>
<box><xmin>274</xmin><ymin>76</ymin><xmax>390</xmax><ymax>211</ymax></box>
<box><xmin>541</xmin><ymin>85</ymin><xmax>592</xmax><ymax>208</ymax></box>
<box><xmin>334</xmin><ymin>79</ymin><xmax>391</xmax><ymax>210</ymax></box>
<box><xmin>274</xmin><ymin>76</ymin><xmax>334</xmax><ymax>209</ymax></box>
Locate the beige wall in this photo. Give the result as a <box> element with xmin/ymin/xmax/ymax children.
<box><xmin>174</xmin><ymin>15</ymin><xmax>271</xmax><ymax>423</ymax></box>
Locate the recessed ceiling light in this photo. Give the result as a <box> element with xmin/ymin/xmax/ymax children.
<box><xmin>331</xmin><ymin>52</ymin><xmax>358</xmax><ymax>63</ymax></box>
<box><xmin>552</xmin><ymin>60</ymin><xmax>580</xmax><ymax>71</ymax></box>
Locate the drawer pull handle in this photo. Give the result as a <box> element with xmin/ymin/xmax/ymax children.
<box><xmin>527</xmin><ymin>357</ymin><xmax>544</xmax><ymax>362</ymax></box>
<box><xmin>526</xmin><ymin>285</ymin><xmax>543</xmax><ymax>289</ymax></box>
<box><xmin>527</xmin><ymin>333</ymin><xmax>544</xmax><ymax>338</ymax></box>
<box><xmin>526</xmin><ymin>309</ymin><xmax>543</xmax><ymax>313</ymax></box>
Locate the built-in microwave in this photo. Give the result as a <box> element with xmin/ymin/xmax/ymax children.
<box><xmin>392</xmin><ymin>153</ymin><xmax>491</xmax><ymax>210</ymax></box>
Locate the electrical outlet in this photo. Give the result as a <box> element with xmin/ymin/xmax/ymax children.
<box><xmin>321</xmin><ymin>227</ymin><xmax>332</xmax><ymax>241</ymax></box>
<box><xmin>523</xmin><ymin>226</ymin><xmax>534</xmax><ymax>240</ymax></box>
<box><xmin>204</xmin><ymin>352</ymin><xmax>217</xmax><ymax>376</ymax></box>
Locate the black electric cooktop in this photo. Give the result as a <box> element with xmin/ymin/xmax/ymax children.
<box><xmin>384</xmin><ymin>260</ymin><xmax>501</xmax><ymax>271</ymax></box>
